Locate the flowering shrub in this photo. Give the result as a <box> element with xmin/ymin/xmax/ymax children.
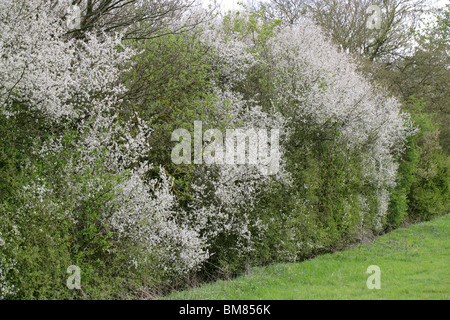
<box><xmin>0</xmin><ymin>0</ymin><xmax>208</xmax><ymax>297</ymax></box>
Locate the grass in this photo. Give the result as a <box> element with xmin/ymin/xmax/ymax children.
<box><xmin>165</xmin><ymin>214</ymin><xmax>450</xmax><ymax>299</ymax></box>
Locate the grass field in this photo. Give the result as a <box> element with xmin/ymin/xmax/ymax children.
<box><xmin>165</xmin><ymin>215</ymin><xmax>450</xmax><ymax>300</ymax></box>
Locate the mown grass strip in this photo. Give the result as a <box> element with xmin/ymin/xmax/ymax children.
<box><xmin>165</xmin><ymin>215</ymin><xmax>450</xmax><ymax>300</ymax></box>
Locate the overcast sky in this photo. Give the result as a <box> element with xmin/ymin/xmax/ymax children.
<box><xmin>200</xmin><ymin>0</ymin><xmax>242</xmax><ymax>12</ymax></box>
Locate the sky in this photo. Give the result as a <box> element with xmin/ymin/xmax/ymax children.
<box><xmin>436</xmin><ymin>0</ymin><xmax>449</xmax><ymax>7</ymax></box>
<box><xmin>200</xmin><ymin>0</ymin><xmax>243</xmax><ymax>12</ymax></box>
<box><xmin>216</xmin><ymin>0</ymin><xmax>240</xmax><ymax>11</ymax></box>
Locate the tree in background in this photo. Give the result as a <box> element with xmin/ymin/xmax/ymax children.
<box><xmin>51</xmin><ymin>0</ymin><xmax>213</xmax><ymax>40</ymax></box>
<box><xmin>375</xmin><ymin>4</ymin><xmax>449</xmax><ymax>153</ymax></box>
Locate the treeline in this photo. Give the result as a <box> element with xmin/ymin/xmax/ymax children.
<box><xmin>0</xmin><ymin>0</ymin><xmax>448</xmax><ymax>299</ymax></box>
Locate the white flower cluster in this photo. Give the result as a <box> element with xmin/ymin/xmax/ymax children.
<box><xmin>109</xmin><ymin>166</ymin><xmax>209</xmax><ymax>273</ymax></box>
<box><xmin>269</xmin><ymin>23</ymin><xmax>416</xmax><ymax>222</ymax></box>
<box><xmin>0</xmin><ymin>0</ymin><xmax>132</xmax><ymax>121</ymax></box>
<box><xmin>201</xmin><ymin>18</ymin><xmax>260</xmax><ymax>87</ymax></box>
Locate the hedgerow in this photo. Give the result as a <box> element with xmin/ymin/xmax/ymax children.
<box><xmin>0</xmin><ymin>1</ymin><xmax>447</xmax><ymax>299</ymax></box>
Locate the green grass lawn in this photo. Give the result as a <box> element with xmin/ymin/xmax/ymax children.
<box><xmin>165</xmin><ymin>214</ymin><xmax>450</xmax><ymax>300</ymax></box>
